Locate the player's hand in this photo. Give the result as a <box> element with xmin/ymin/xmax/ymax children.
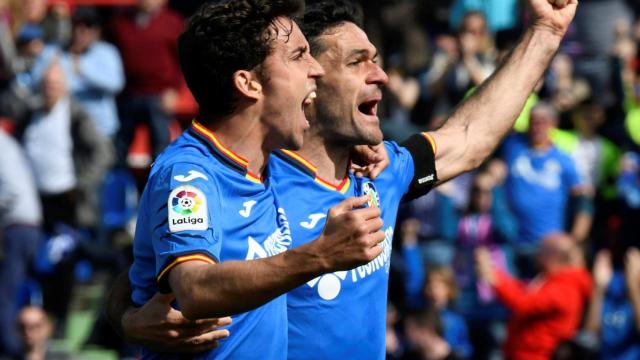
<box><xmin>625</xmin><ymin>247</ymin><xmax>640</xmax><ymax>292</ymax></box>
<box><xmin>121</xmin><ymin>293</ymin><xmax>232</xmax><ymax>354</ymax></box>
<box><xmin>350</xmin><ymin>144</ymin><xmax>389</xmax><ymax>180</ymax></box>
<box><xmin>593</xmin><ymin>250</ymin><xmax>613</xmax><ymax>292</ymax></box>
<box><xmin>528</xmin><ymin>0</ymin><xmax>578</xmax><ymax>38</ymax></box>
<box><xmin>313</xmin><ymin>195</ymin><xmax>385</xmax><ymax>271</ymax></box>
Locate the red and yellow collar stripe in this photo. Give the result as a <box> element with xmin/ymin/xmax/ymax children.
<box><xmin>192</xmin><ymin>120</ymin><xmax>263</xmax><ymax>183</ymax></box>
<box><xmin>279</xmin><ymin>149</ymin><xmax>350</xmax><ymax>193</ymax></box>
<box><xmin>315</xmin><ymin>176</ymin><xmax>351</xmax><ymax>194</ymax></box>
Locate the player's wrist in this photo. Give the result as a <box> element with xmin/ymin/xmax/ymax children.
<box><xmin>527</xmin><ymin>25</ymin><xmax>563</xmax><ymax>52</ymax></box>
<box><xmin>293</xmin><ymin>240</ymin><xmax>332</xmax><ymax>275</ymax></box>
<box><xmin>120</xmin><ymin>306</ymin><xmax>139</xmax><ymax>342</ymax></box>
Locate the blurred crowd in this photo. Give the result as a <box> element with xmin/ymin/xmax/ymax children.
<box><xmin>0</xmin><ymin>0</ymin><xmax>639</xmax><ymax>359</ymax></box>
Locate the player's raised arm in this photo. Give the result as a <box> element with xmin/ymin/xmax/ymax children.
<box><xmin>170</xmin><ymin>195</ymin><xmax>384</xmax><ymax>319</ymax></box>
<box><xmin>426</xmin><ymin>0</ymin><xmax>578</xmax><ymax>183</ymax></box>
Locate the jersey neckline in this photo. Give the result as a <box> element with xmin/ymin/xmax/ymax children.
<box><xmin>274</xmin><ymin>149</ymin><xmax>351</xmax><ymax>193</ymax></box>
<box><xmin>189</xmin><ymin>120</ymin><xmax>263</xmax><ymax>184</ymax></box>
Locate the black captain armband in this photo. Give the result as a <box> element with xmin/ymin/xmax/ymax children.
<box><xmin>400</xmin><ymin>132</ymin><xmax>438</xmax><ymax>202</ymax></box>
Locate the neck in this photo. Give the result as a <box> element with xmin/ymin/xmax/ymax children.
<box><xmin>203</xmin><ymin>112</ymin><xmax>271</xmax><ymax>177</ymax></box>
<box><xmin>298</xmin><ymin>132</ymin><xmax>351</xmax><ymax>183</ymax></box>
<box><xmin>25</xmin><ymin>344</ymin><xmax>47</xmax><ymax>360</ymax></box>
<box><xmin>530</xmin><ymin>140</ymin><xmax>552</xmax><ymax>151</ymax></box>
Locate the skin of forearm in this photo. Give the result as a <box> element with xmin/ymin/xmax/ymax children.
<box><xmin>628</xmin><ymin>283</ymin><xmax>640</xmax><ymax>332</ymax></box>
<box><xmin>571</xmin><ymin>212</ymin><xmax>593</xmax><ymax>242</ymax></box>
<box><xmin>433</xmin><ymin>29</ymin><xmax>561</xmax><ymax>179</ymax></box>
<box><xmin>584</xmin><ymin>287</ymin><xmax>605</xmax><ymax>333</ymax></box>
<box><xmin>171</xmin><ymin>242</ymin><xmax>331</xmax><ymax>319</ymax></box>
<box><xmin>105</xmin><ymin>269</ymin><xmax>134</xmax><ymax>338</ymax></box>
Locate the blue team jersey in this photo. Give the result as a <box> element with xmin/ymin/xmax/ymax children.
<box><xmin>270</xmin><ymin>138</ymin><xmax>435</xmax><ymax>360</ymax></box>
<box><xmin>129</xmin><ymin>121</ymin><xmax>291</xmax><ymax>359</ymax></box>
<box><xmin>502</xmin><ymin>134</ymin><xmax>582</xmax><ymax>245</ymax></box>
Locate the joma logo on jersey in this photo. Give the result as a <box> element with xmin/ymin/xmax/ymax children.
<box><xmin>171</xmin><ymin>217</ymin><xmax>204</xmax><ymax>226</ymax></box>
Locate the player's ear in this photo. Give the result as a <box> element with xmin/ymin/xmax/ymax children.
<box><xmin>233</xmin><ymin>70</ymin><xmax>262</xmax><ymax>101</ymax></box>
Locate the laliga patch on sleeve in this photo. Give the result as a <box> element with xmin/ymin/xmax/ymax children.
<box><xmin>168</xmin><ymin>185</ymin><xmax>208</xmax><ymax>232</ymax></box>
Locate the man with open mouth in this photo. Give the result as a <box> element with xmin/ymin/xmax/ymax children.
<box><xmin>111</xmin><ymin>0</ymin><xmax>578</xmax><ymax>358</ymax></box>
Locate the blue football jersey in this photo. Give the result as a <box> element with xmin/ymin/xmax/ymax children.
<box><xmin>130</xmin><ymin>121</ymin><xmax>291</xmax><ymax>359</ymax></box>
<box><xmin>502</xmin><ymin>133</ymin><xmax>582</xmax><ymax>244</ymax></box>
<box><xmin>270</xmin><ymin>135</ymin><xmax>436</xmax><ymax>360</ymax></box>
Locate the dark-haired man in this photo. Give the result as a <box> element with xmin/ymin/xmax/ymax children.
<box><xmin>126</xmin><ymin>0</ymin><xmax>388</xmax><ymax>358</ymax></box>
<box><xmin>117</xmin><ymin>0</ymin><xmax>579</xmax><ymax>358</ymax></box>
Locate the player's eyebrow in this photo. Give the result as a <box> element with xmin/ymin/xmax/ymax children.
<box><xmin>290</xmin><ymin>45</ymin><xmax>308</xmax><ymax>58</ymax></box>
<box><xmin>346</xmin><ymin>48</ymin><xmax>378</xmax><ymax>62</ymax></box>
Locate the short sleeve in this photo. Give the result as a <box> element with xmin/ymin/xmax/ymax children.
<box><xmin>149</xmin><ymin>162</ymin><xmax>221</xmax><ymax>292</ymax></box>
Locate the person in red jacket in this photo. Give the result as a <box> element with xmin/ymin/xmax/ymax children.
<box><xmin>109</xmin><ymin>0</ymin><xmax>184</xmax><ymax>166</ymax></box>
<box><xmin>475</xmin><ymin>232</ymin><xmax>592</xmax><ymax>360</ymax></box>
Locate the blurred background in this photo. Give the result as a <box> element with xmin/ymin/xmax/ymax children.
<box><xmin>0</xmin><ymin>0</ymin><xmax>639</xmax><ymax>359</ymax></box>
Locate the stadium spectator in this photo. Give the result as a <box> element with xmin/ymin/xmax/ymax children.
<box><xmin>584</xmin><ymin>248</ymin><xmax>640</xmax><ymax>359</ymax></box>
<box><xmin>15</xmin><ymin>61</ymin><xmax>114</xmax><ymax>232</ymax></box>
<box><xmin>573</xmin><ymin>0</ymin><xmax>632</xmax><ymax>105</ymax></box>
<box><xmin>453</xmin><ymin>167</ymin><xmax>514</xmax><ymax>360</ymax></box>
<box><xmin>424</xmin><ymin>266</ymin><xmax>473</xmax><ymax>359</ymax></box>
<box><xmin>545</xmin><ymin>53</ymin><xmax>591</xmax><ymax>114</ymax></box>
<box><xmin>0</xmin><ymin>130</ymin><xmax>43</xmax><ymax>358</ymax></box>
<box><xmin>14</xmin><ymin>306</ymin><xmax>74</xmax><ymax>360</ymax></box>
<box><xmin>475</xmin><ymin>232</ymin><xmax>593</xmax><ymax>360</ymax></box>
<box><xmin>110</xmin><ymin>0</ymin><xmax>184</xmax><ymax>165</ymax></box>
<box><xmin>399</xmin><ymin>225</ymin><xmax>473</xmax><ymax>358</ymax></box>
<box><xmin>22</xmin><ymin>0</ymin><xmax>71</xmax><ymax>46</ymax></box>
<box><xmin>454</xmin><ymin>171</ymin><xmax>514</xmax><ymax>300</ymax></box>
<box><xmin>30</xmin><ymin>7</ymin><xmax>125</xmax><ymax>138</ymax></box>
<box><xmin>423</xmin><ymin>11</ymin><xmax>496</xmax><ymax>118</ymax></box>
<box><xmin>553</xmin><ymin>99</ymin><xmax>620</xmax><ymax>194</ymax></box>
<box><xmin>404</xmin><ymin>306</ymin><xmax>463</xmax><ymax>360</ymax></box>
<box><xmin>6</xmin><ymin>61</ymin><xmax>113</xmax><ymax>334</ymax></box>
<box><xmin>500</xmin><ymin>102</ymin><xmax>593</xmax><ymax>277</ymax></box>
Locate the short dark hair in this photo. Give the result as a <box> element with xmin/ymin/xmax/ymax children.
<box><xmin>300</xmin><ymin>0</ymin><xmax>363</xmax><ymax>56</ymax></box>
<box><xmin>179</xmin><ymin>0</ymin><xmax>304</xmax><ymax>122</ymax></box>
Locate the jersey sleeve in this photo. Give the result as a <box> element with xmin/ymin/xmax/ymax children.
<box><xmin>149</xmin><ymin>162</ymin><xmax>221</xmax><ymax>293</ymax></box>
<box><xmin>397</xmin><ymin>132</ymin><xmax>438</xmax><ymax>202</ymax></box>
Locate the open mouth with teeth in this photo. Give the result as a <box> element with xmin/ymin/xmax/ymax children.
<box><xmin>358</xmin><ymin>99</ymin><xmax>379</xmax><ymax>117</ymax></box>
<box><xmin>302</xmin><ymin>91</ymin><xmax>317</xmax><ymax>109</ymax></box>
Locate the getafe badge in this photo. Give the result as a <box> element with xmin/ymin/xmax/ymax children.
<box><xmin>362</xmin><ymin>182</ymin><xmax>380</xmax><ymax>208</ymax></box>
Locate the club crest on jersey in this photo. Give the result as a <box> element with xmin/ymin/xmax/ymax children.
<box><xmin>168</xmin><ymin>185</ymin><xmax>208</xmax><ymax>232</ymax></box>
<box><xmin>362</xmin><ymin>182</ymin><xmax>380</xmax><ymax>208</ymax></box>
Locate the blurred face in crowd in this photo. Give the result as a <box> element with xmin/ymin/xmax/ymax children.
<box><xmin>537</xmin><ymin>233</ymin><xmax>575</xmax><ymax>273</ymax></box>
<box><xmin>259</xmin><ymin>18</ymin><xmax>324</xmax><ymax>150</ymax></box>
<box><xmin>528</xmin><ymin>106</ymin><xmax>557</xmax><ymax>149</ymax></box>
<box><xmin>42</xmin><ymin>62</ymin><xmax>67</xmax><ymax>110</ymax></box>
<box><xmin>18</xmin><ymin>306</ymin><xmax>53</xmax><ymax>350</ymax></box>
<box><xmin>24</xmin><ymin>0</ymin><xmax>47</xmax><ymax>23</ymax></box>
<box><xmin>460</xmin><ymin>12</ymin><xmax>489</xmax><ymax>49</ymax></box>
<box><xmin>138</xmin><ymin>0</ymin><xmax>167</xmax><ymax>14</ymax></box>
<box><xmin>309</xmin><ymin>22</ymin><xmax>388</xmax><ymax>146</ymax></box>
<box><xmin>424</xmin><ymin>273</ymin><xmax>451</xmax><ymax>309</ymax></box>
<box><xmin>470</xmin><ymin>173</ymin><xmax>493</xmax><ymax>214</ymax></box>
<box><xmin>70</xmin><ymin>23</ymin><xmax>100</xmax><ymax>54</ymax></box>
